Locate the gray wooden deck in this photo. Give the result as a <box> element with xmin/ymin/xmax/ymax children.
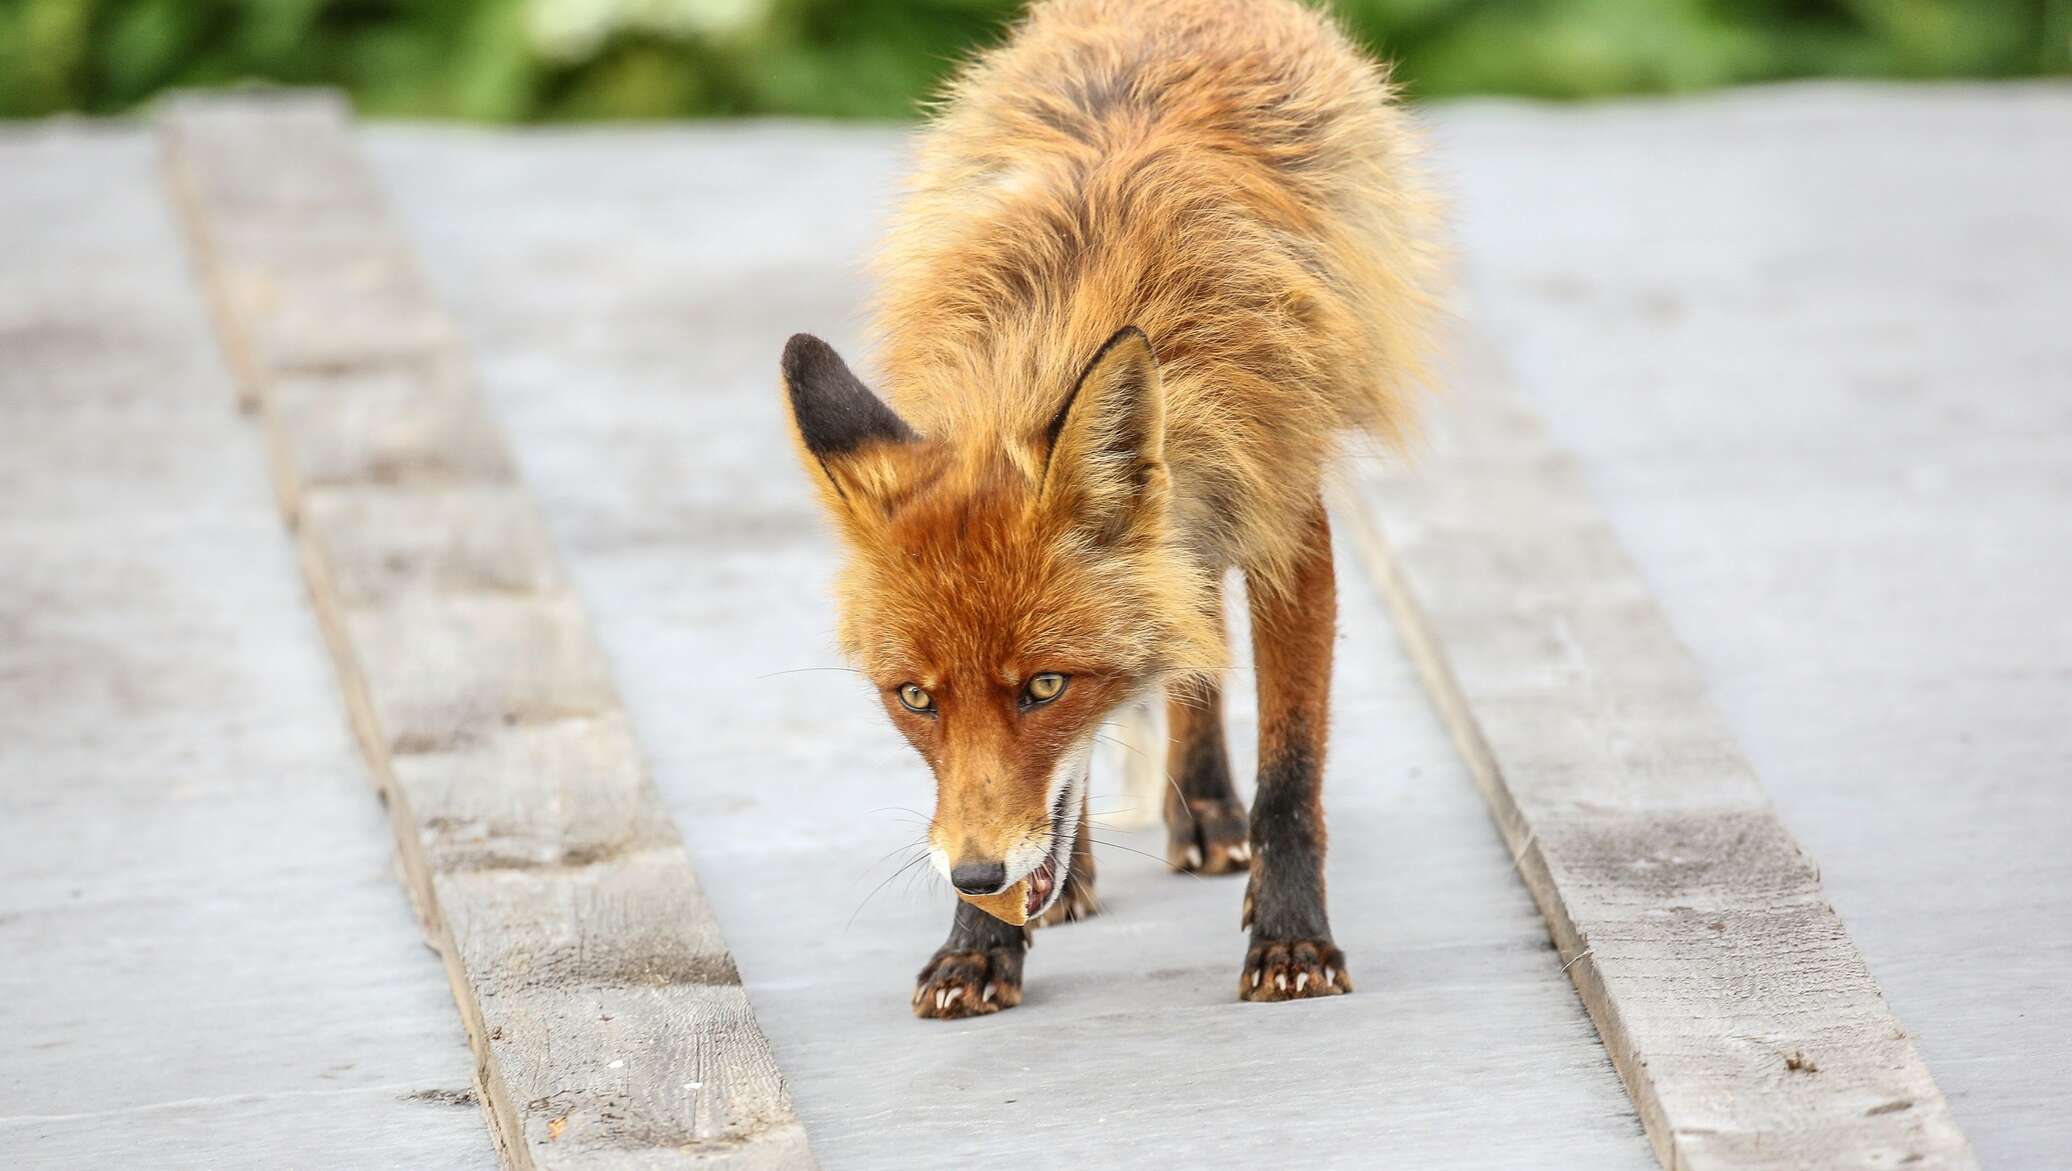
<box><xmin>366</xmin><ymin>123</ymin><xmax>1658</xmax><ymax>1171</ymax></box>
<box><xmin>0</xmin><ymin>128</ymin><xmax>497</xmax><ymax>1169</ymax></box>
<box><xmin>1</xmin><ymin>84</ymin><xmax>2064</xmax><ymax>1168</ymax></box>
<box><xmin>1438</xmin><ymin>86</ymin><xmax>2072</xmax><ymax>1169</ymax></box>
<box><xmin>362</xmin><ymin>84</ymin><xmax>2063</xmax><ymax>1167</ymax></box>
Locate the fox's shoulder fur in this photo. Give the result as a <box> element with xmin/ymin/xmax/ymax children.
<box><xmin>872</xmin><ymin>0</ymin><xmax>1443</xmax><ymax>596</ymax></box>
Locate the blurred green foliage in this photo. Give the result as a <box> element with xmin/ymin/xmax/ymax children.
<box><xmin>2</xmin><ymin>0</ymin><xmax>2065</xmax><ymax>121</ymax></box>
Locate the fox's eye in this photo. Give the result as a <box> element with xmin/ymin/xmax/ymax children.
<box><xmin>1023</xmin><ymin>673</ymin><xmax>1068</xmax><ymax>706</ymax></box>
<box><xmin>896</xmin><ymin>683</ymin><xmax>935</xmax><ymax>714</ymax></box>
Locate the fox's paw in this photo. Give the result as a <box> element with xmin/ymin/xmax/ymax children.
<box><xmin>1033</xmin><ymin>874</ymin><xmax>1098</xmax><ymax>928</ymax></box>
<box><xmin>913</xmin><ymin>945</ymin><xmax>1023</xmax><ymax>1019</ymax></box>
<box><xmin>1239</xmin><ymin>937</ymin><xmax>1351</xmax><ymax>1003</ymax></box>
<box><xmin>1167</xmin><ymin>798</ymin><xmax>1250</xmax><ymax>875</ymax></box>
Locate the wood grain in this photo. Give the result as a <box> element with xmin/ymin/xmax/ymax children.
<box><xmin>0</xmin><ymin>123</ymin><xmax>496</xmax><ymax>1171</ymax></box>
<box><xmin>158</xmin><ymin>92</ymin><xmax>813</xmax><ymax>1170</ymax></box>
<box><xmin>1334</xmin><ymin>335</ymin><xmax>1977</xmax><ymax>1170</ymax></box>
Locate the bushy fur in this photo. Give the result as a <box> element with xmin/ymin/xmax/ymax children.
<box><xmin>871</xmin><ymin>0</ymin><xmax>1442</xmax><ymax>608</ymax></box>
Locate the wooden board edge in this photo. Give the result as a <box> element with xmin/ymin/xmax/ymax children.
<box><xmin>294</xmin><ymin>521</ymin><xmax>534</xmax><ymax>1170</ymax></box>
<box><xmin>1327</xmin><ymin>478</ymin><xmax>1678</xmax><ymax>1166</ymax></box>
<box><xmin>1330</xmin><ymin>425</ymin><xmax>1978</xmax><ymax>1171</ymax></box>
<box><xmin>153</xmin><ymin>92</ymin><xmax>816</xmax><ymax>1170</ymax></box>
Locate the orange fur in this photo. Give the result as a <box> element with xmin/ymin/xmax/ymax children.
<box><xmin>874</xmin><ymin>0</ymin><xmax>1443</xmax><ymax>595</ymax></box>
<box><xmin>783</xmin><ymin>0</ymin><xmax>1441</xmax><ymax>916</ymax></box>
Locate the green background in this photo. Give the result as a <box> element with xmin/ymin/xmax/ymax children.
<box><xmin>3</xmin><ymin>0</ymin><xmax>2066</xmax><ymax>121</ymax></box>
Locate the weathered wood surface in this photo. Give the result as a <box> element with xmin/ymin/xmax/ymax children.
<box><xmin>1441</xmin><ymin>88</ymin><xmax>2072</xmax><ymax>1171</ymax></box>
<box><xmin>158</xmin><ymin>94</ymin><xmax>812</xmax><ymax>1170</ymax></box>
<box><xmin>1336</xmin><ymin>321</ymin><xmax>1976</xmax><ymax>1168</ymax></box>
<box><xmin>368</xmin><ymin>123</ymin><xmax>1662</xmax><ymax>1169</ymax></box>
<box><xmin>8</xmin><ymin>85</ymin><xmax>2053</xmax><ymax>1171</ymax></box>
<box><xmin>0</xmin><ymin>125</ymin><xmax>495</xmax><ymax>1170</ymax></box>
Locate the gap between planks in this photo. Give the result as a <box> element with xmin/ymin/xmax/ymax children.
<box><xmin>157</xmin><ymin>91</ymin><xmax>814</xmax><ymax>1171</ymax></box>
<box><xmin>1329</xmin><ymin>331</ymin><xmax>1976</xmax><ymax>1171</ymax></box>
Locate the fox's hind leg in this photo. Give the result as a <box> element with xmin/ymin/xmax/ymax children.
<box><xmin>914</xmin><ymin>903</ymin><xmax>1028</xmax><ymax>1019</ymax></box>
<box><xmin>1165</xmin><ymin>582</ymin><xmax>1252</xmax><ymax>875</ymax></box>
<box><xmin>1035</xmin><ymin>790</ymin><xmax>1099</xmax><ymax>927</ymax></box>
<box><xmin>1238</xmin><ymin>501</ymin><xmax>1349</xmax><ymax>1001</ymax></box>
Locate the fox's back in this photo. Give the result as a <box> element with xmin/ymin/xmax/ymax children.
<box><xmin>872</xmin><ymin>0</ymin><xmax>1440</xmax><ymax>582</ymax></box>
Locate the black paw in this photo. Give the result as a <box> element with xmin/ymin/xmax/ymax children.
<box><xmin>1239</xmin><ymin>937</ymin><xmax>1350</xmax><ymax>1002</ymax></box>
<box><xmin>913</xmin><ymin>945</ymin><xmax>1023</xmax><ymax>1019</ymax></box>
<box><xmin>1167</xmin><ymin>797</ymin><xmax>1251</xmax><ymax>874</ymax></box>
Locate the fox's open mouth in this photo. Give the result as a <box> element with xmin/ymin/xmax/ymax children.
<box><xmin>1024</xmin><ymin>852</ymin><xmax>1059</xmax><ymax>919</ymax></box>
<box><xmin>1024</xmin><ymin>774</ymin><xmax>1079</xmax><ymax>918</ymax></box>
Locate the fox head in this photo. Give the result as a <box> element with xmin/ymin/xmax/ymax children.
<box><xmin>781</xmin><ymin>326</ymin><xmax>1222</xmax><ymax>920</ymax></box>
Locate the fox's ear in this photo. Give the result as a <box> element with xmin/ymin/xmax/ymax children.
<box><xmin>1041</xmin><ymin>325</ymin><xmax>1167</xmax><ymax>544</ymax></box>
<box><xmin>782</xmin><ymin>333</ymin><xmax>919</xmax><ymax>512</ymax></box>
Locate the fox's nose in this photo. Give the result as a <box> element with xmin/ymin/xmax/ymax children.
<box><xmin>950</xmin><ymin>859</ymin><xmax>1008</xmax><ymax>895</ymax></box>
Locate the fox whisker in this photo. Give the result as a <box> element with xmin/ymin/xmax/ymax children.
<box><xmin>847</xmin><ymin>848</ymin><xmax>934</xmax><ymax>930</ymax></box>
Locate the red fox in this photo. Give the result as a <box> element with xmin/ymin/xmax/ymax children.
<box><xmin>782</xmin><ymin>0</ymin><xmax>1440</xmax><ymax>1018</ymax></box>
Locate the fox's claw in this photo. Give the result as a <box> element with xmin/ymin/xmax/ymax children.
<box><xmin>1239</xmin><ymin>937</ymin><xmax>1350</xmax><ymax>1002</ymax></box>
<box><xmin>913</xmin><ymin>945</ymin><xmax>1023</xmax><ymax>1019</ymax></box>
<box><xmin>1168</xmin><ymin>797</ymin><xmax>1250</xmax><ymax>875</ymax></box>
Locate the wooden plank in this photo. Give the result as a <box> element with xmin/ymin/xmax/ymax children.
<box><xmin>1333</xmin><ymin>334</ymin><xmax>1977</xmax><ymax>1170</ymax></box>
<box><xmin>158</xmin><ymin>92</ymin><xmax>813</xmax><ymax>1171</ymax></box>
<box><xmin>272</xmin><ymin>364</ymin><xmax>516</xmax><ymax>494</ymax></box>
<box><xmin>1438</xmin><ymin>91</ymin><xmax>2072</xmax><ymax>1168</ymax></box>
<box><xmin>0</xmin><ymin>124</ymin><xmax>496</xmax><ymax>1171</ymax></box>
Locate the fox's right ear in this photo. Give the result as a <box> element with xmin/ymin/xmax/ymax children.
<box><xmin>1040</xmin><ymin>325</ymin><xmax>1166</xmax><ymax>546</ymax></box>
<box><xmin>781</xmin><ymin>333</ymin><xmax>920</xmax><ymax>517</ymax></box>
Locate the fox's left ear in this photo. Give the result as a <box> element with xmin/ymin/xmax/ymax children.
<box><xmin>781</xmin><ymin>333</ymin><xmax>919</xmax><ymax>514</ymax></box>
<box><xmin>1041</xmin><ymin>325</ymin><xmax>1167</xmax><ymax>545</ymax></box>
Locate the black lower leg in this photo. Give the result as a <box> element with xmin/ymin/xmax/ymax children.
<box><xmin>914</xmin><ymin>900</ymin><xmax>1028</xmax><ymax>1019</ymax></box>
<box><xmin>1245</xmin><ymin>725</ymin><xmax>1330</xmax><ymax>941</ymax></box>
<box><xmin>1168</xmin><ymin>680</ymin><xmax>1239</xmax><ymax>808</ymax></box>
<box><xmin>1239</xmin><ymin>502</ymin><xmax>1347</xmax><ymax>1000</ymax></box>
<box><xmin>1165</xmin><ymin>586</ymin><xmax>1250</xmax><ymax>874</ymax></box>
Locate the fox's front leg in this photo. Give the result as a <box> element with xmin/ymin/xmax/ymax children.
<box><xmin>914</xmin><ymin>901</ymin><xmax>1028</xmax><ymax>1019</ymax></box>
<box><xmin>1239</xmin><ymin>501</ymin><xmax>1350</xmax><ymax>1001</ymax></box>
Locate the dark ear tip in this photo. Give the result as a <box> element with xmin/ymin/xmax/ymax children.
<box><xmin>781</xmin><ymin>332</ymin><xmax>915</xmax><ymax>458</ymax></box>
<box><xmin>1094</xmin><ymin>324</ymin><xmax>1154</xmax><ymax>364</ymax></box>
<box><xmin>781</xmin><ymin>332</ymin><xmax>834</xmax><ymax>384</ymax></box>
